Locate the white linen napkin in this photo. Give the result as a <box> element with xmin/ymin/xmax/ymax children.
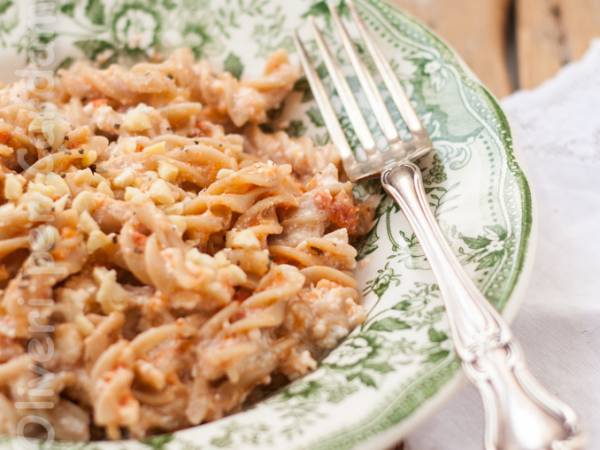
<box><xmin>406</xmin><ymin>40</ymin><xmax>600</xmax><ymax>450</ymax></box>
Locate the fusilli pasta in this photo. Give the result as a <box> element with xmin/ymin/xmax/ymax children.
<box><xmin>0</xmin><ymin>48</ymin><xmax>376</xmax><ymax>441</ymax></box>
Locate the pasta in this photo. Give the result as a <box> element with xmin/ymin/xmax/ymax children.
<box><xmin>0</xmin><ymin>48</ymin><xmax>377</xmax><ymax>441</ymax></box>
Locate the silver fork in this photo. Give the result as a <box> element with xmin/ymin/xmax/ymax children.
<box><xmin>293</xmin><ymin>2</ymin><xmax>584</xmax><ymax>449</ymax></box>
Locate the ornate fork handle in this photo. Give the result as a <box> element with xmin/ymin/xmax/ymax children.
<box><xmin>381</xmin><ymin>162</ymin><xmax>585</xmax><ymax>450</ymax></box>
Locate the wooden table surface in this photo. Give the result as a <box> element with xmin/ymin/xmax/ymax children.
<box><xmin>392</xmin><ymin>0</ymin><xmax>600</xmax><ymax>97</ymax></box>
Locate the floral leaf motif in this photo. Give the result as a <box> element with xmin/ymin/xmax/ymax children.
<box><xmin>143</xmin><ymin>433</ymin><xmax>174</xmax><ymax>449</ymax></box>
<box><xmin>339</xmin><ymin>113</ymin><xmax>360</xmax><ymax>151</ymax></box>
<box><xmin>427</xmin><ymin>327</ymin><xmax>448</xmax><ymax>343</ymax></box>
<box><xmin>485</xmin><ymin>224</ymin><xmax>508</xmax><ymax>240</ymax></box>
<box><xmin>426</xmin><ymin>185</ymin><xmax>457</xmax><ymax>218</ymax></box>
<box><xmin>325</xmin><ymin>382</ymin><xmax>359</xmax><ymax>403</ymax></box>
<box><xmin>0</xmin><ymin>0</ymin><xmax>17</xmax><ymax>43</ymax></box>
<box><xmin>368</xmin><ymin>317</ymin><xmax>410</xmax><ymax>332</ymax></box>
<box><xmin>356</xmin><ymin>227</ymin><xmax>378</xmax><ymax>261</ymax></box>
<box><xmin>162</xmin><ymin>0</ymin><xmax>177</xmax><ymax>10</ymax></box>
<box><xmin>393</xmin><ymin>300</ymin><xmax>411</xmax><ymax>311</ymax></box>
<box><xmin>293</xmin><ymin>76</ymin><xmax>313</xmax><ymax>102</ymax></box>
<box><xmin>337</xmin><ymin>0</ymin><xmax>350</xmax><ymax>17</ymax></box>
<box><xmin>293</xmin><ymin>77</ymin><xmax>307</xmax><ymax>91</ymax></box>
<box><xmin>462</xmin><ymin>235</ymin><xmax>491</xmax><ymax>250</ymax></box>
<box><xmin>306</xmin><ymin>106</ymin><xmax>324</xmax><ymax>127</ymax></box>
<box><xmin>286</xmin><ymin>119</ymin><xmax>307</xmax><ymax>137</ymax></box>
<box><xmin>112</xmin><ymin>4</ymin><xmax>160</xmax><ymax>54</ymax></box>
<box><xmin>422</xmin><ymin>153</ymin><xmax>447</xmax><ymax>185</ymax></box>
<box><xmin>426</xmin><ymin>349</ymin><xmax>450</xmax><ymax>363</ymax></box>
<box><xmin>364</xmin><ymin>361</ymin><xmax>394</xmax><ymax>373</ymax></box>
<box><xmin>316</xmin><ymin>62</ymin><xmax>327</xmax><ymax>78</ymax></box>
<box><xmin>356</xmin><ymin>372</ymin><xmax>376</xmax><ymax>387</ymax></box>
<box><xmin>223</xmin><ymin>52</ymin><xmax>244</xmax><ymax>79</ymax></box>
<box><xmin>390</xmin><ymin>283</ymin><xmax>441</xmax><ymax>318</ymax></box>
<box><xmin>74</xmin><ymin>39</ymin><xmax>115</xmax><ymax>61</ymax></box>
<box><xmin>37</xmin><ymin>32</ymin><xmax>57</xmax><ymax>44</ymax></box>
<box><xmin>302</xmin><ymin>0</ymin><xmax>329</xmax><ymax>18</ymax></box>
<box><xmin>59</xmin><ymin>1</ymin><xmax>75</xmax><ymax>17</ymax></box>
<box><xmin>375</xmin><ymin>195</ymin><xmax>397</xmax><ymax>221</ymax></box>
<box><xmin>55</xmin><ymin>56</ymin><xmax>75</xmax><ymax>72</ymax></box>
<box><xmin>386</xmin><ymin>228</ymin><xmax>429</xmax><ymax>270</ymax></box>
<box><xmin>363</xmin><ymin>262</ymin><xmax>401</xmax><ymax>299</ymax></box>
<box><xmin>209</xmin><ymin>422</ymin><xmax>272</xmax><ymax>448</ymax></box>
<box><xmin>423</xmin><ymin>58</ymin><xmax>449</xmax><ymax>92</ymax></box>
<box><xmin>85</xmin><ymin>0</ymin><xmax>105</xmax><ymax>26</ymax></box>
<box><xmin>346</xmin><ymin>371</ymin><xmax>376</xmax><ymax>388</ymax></box>
<box><xmin>352</xmin><ymin>179</ymin><xmax>381</xmax><ymax>203</ymax></box>
<box><xmin>252</xmin><ymin>9</ymin><xmax>294</xmax><ymax>57</ymax></box>
<box><xmin>282</xmin><ymin>380</ymin><xmax>321</xmax><ymax>399</ymax></box>
<box><xmin>183</xmin><ymin>23</ymin><xmax>212</xmax><ymax>58</ymax></box>
<box><xmin>325</xmin><ymin>335</ymin><xmax>377</xmax><ymax>368</ymax></box>
<box><xmin>303</xmin><ymin>0</ymin><xmax>349</xmax><ymax>20</ymax></box>
<box><xmin>460</xmin><ymin>225</ymin><xmax>508</xmax><ymax>271</ymax></box>
<box><xmin>0</xmin><ymin>0</ymin><xmax>12</xmax><ymax>15</ymax></box>
<box><xmin>476</xmin><ymin>250</ymin><xmax>503</xmax><ymax>270</ymax></box>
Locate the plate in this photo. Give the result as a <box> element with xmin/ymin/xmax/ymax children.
<box><xmin>0</xmin><ymin>0</ymin><xmax>534</xmax><ymax>449</ymax></box>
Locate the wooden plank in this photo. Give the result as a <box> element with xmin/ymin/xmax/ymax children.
<box><xmin>559</xmin><ymin>0</ymin><xmax>600</xmax><ymax>60</ymax></box>
<box><xmin>516</xmin><ymin>0</ymin><xmax>564</xmax><ymax>89</ymax></box>
<box><xmin>517</xmin><ymin>0</ymin><xmax>600</xmax><ymax>89</ymax></box>
<box><xmin>392</xmin><ymin>0</ymin><xmax>512</xmax><ymax>96</ymax></box>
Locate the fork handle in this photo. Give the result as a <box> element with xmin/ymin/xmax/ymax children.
<box><xmin>381</xmin><ymin>162</ymin><xmax>584</xmax><ymax>450</ymax></box>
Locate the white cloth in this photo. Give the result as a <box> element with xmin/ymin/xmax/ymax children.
<box><xmin>406</xmin><ymin>40</ymin><xmax>600</xmax><ymax>450</ymax></box>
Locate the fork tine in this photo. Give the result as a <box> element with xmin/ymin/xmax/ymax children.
<box><xmin>328</xmin><ymin>3</ymin><xmax>400</xmax><ymax>145</ymax></box>
<box><xmin>308</xmin><ymin>17</ymin><xmax>376</xmax><ymax>155</ymax></box>
<box><xmin>292</xmin><ymin>30</ymin><xmax>357</xmax><ymax>172</ymax></box>
<box><xmin>347</xmin><ymin>0</ymin><xmax>424</xmax><ymax>134</ymax></box>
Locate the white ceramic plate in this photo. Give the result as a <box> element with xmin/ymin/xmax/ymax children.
<box><xmin>0</xmin><ymin>0</ymin><xmax>534</xmax><ymax>449</ymax></box>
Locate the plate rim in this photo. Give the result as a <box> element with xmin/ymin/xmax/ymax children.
<box><xmin>0</xmin><ymin>0</ymin><xmax>535</xmax><ymax>448</ymax></box>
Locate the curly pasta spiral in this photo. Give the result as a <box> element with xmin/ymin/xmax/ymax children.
<box><xmin>0</xmin><ymin>48</ymin><xmax>376</xmax><ymax>441</ymax></box>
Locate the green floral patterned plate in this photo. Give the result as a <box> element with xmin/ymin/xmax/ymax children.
<box><xmin>0</xmin><ymin>0</ymin><xmax>534</xmax><ymax>449</ymax></box>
